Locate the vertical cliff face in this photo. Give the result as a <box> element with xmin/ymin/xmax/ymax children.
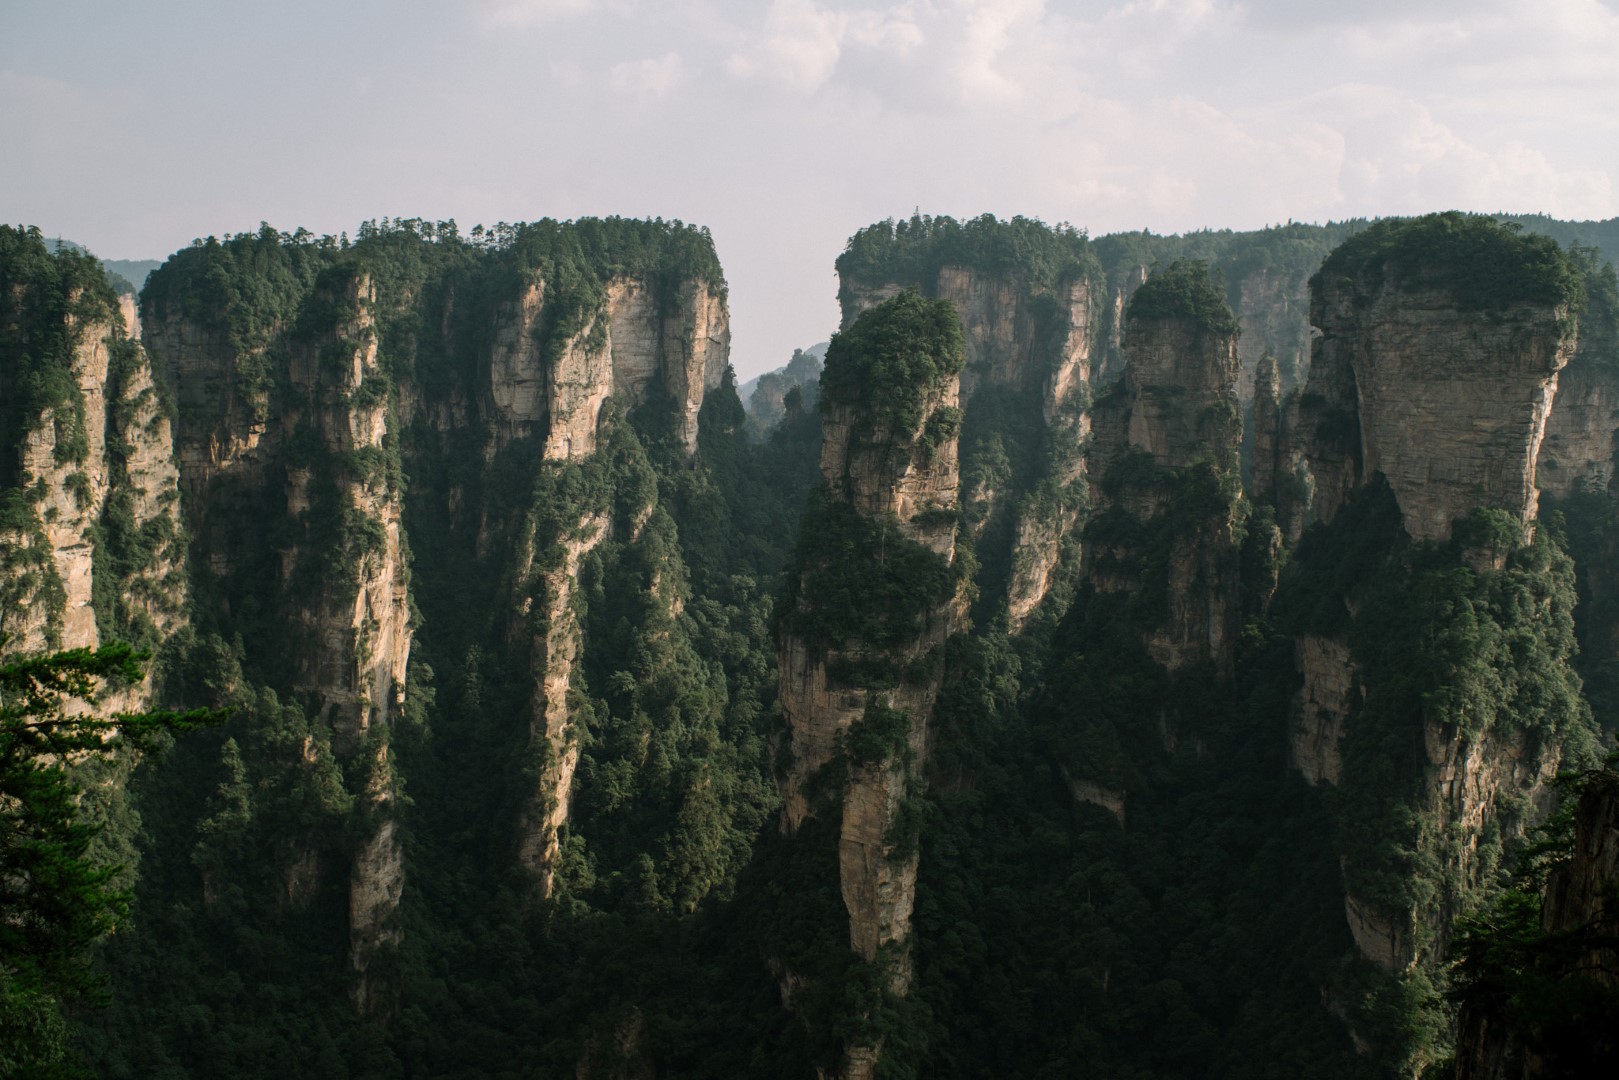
<box><xmin>777</xmin><ymin>291</ymin><xmax>968</xmax><ymax>1078</ymax></box>
<box><xmin>1291</xmin><ymin>219</ymin><xmax>1580</xmax><ymax>544</ymax></box>
<box><xmin>834</xmin><ymin>217</ymin><xmax>1098</xmax><ymax>629</ymax></box>
<box><xmin>129</xmin><ymin>220</ymin><xmax>737</xmax><ymax>952</ymax></box>
<box><xmin>1537</xmin><ymin>350</ymin><xmax>1619</xmax><ymax>499</ymax></box>
<box><xmin>0</xmin><ymin>229</ymin><xmax>186</xmax><ymax>663</ymax></box>
<box><xmin>141</xmin><ymin>251</ymin><xmax>413</xmax><ymax>1006</ymax></box>
<box><xmin>1234</xmin><ymin>266</ymin><xmax>1314</xmax><ymax>400</ymax></box>
<box><xmin>512</xmin><ymin>509</ymin><xmax>609</xmax><ymax>893</ymax></box>
<box><xmin>1256</xmin><ymin>217</ymin><xmax>1600</xmax><ymax>1071</ymax></box>
<box><xmin>1085</xmin><ymin>260</ymin><xmax>1244</xmax><ymax>674</ymax></box>
<box><xmin>486</xmin><ymin>273</ymin><xmax>729</xmax><ymax>460</ymax></box>
<box><xmin>281</xmin><ymin>271</ymin><xmax>412</xmax><ymax>741</ymax></box>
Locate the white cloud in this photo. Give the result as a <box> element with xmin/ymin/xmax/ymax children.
<box><xmin>1275</xmin><ymin>85</ymin><xmax>1615</xmax><ymax>217</ymax></box>
<box><xmin>610</xmin><ymin>51</ymin><xmax>685</xmax><ymax>97</ymax></box>
<box><xmin>726</xmin><ymin>0</ymin><xmax>851</xmax><ymax>91</ymax></box>
<box><xmin>8</xmin><ymin>0</ymin><xmax>1616</xmax><ymax>378</ymax></box>
<box><xmin>478</xmin><ymin>0</ymin><xmax>600</xmax><ymax>28</ymax></box>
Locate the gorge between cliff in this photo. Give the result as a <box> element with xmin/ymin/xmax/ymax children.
<box><xmin>3</xmin><ymin>211</ymin><xmax>1618</xmax><ymax>1079</ymax></box>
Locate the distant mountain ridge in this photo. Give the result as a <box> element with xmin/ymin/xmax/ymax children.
<box><xmin>47</xmin><ymin>236</ymin><xmax>162</xmax><ymax>296</ymax></box>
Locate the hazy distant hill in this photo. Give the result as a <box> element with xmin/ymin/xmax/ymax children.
<box><xmin>1499</xmin><ymin>213</ymin><xmax>1619</xmax><ymax>264</ymax></box>
<box><xmin>48</xmin><ymin>237</ymin><xmax>161</xmax><ymax>296</ymax></box>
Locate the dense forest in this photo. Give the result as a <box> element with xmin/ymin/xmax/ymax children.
<box><xmin>1</xmin><ymin>210</ymin><xmax>1617</xmax><ymax>1079</ymax></box>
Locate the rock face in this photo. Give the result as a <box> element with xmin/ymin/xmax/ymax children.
<box><xmin>145</xmin><ymin>267</ymin><xmax>412</xmax><ymax>1007</ymax></box>
<box><xmin>1086</xmin><ymin>261</ymin><xmax>1244</xmax><ymax>674</ymax></box>
<box><xmin>837</xmin><ymin>258</ymin><xmax>1096</xmax><ymax>628</ymax></box>
<box><xmin>514</xmin><ymin>511</ymin><xmax>609</xmax><ymax>894</ymax></box>
<box><xmin>1120</xmin><ymin>302</ymin><xmax>1241</xmax><ymax>473</ymax></box>
<box><xmin>284</xmin><ymin>272</ymin><xmax>412</xmax><ymax>742</ymax></box>
<box><xmin>0</xmin><ymin>274</ymin><xmax>186</xmax><ymax>661</ymax></box>
<box><xmin>1257</xmin><ymin>219</ymin><xmax>1600</xmax><ymax>1066</ymax></box>
<box><xmin>777</xmin><ymin>293</ymin><xmax>968</xmax><ymax>1079</ymax></box>
<box><xmin>486</xmin><ymin>275</ymin><xmax>729</xmax><ymax>458</ymax></box>
<box><xmin>1452</xmin><ymin>771</ymin><xmax>1619</xmax><ymax>1079</ymax></box>
<box><xmin>125</xmin><ymin>220</ymin><xmax>734</xmax><ymax>1007</ymax></box>
<box><xmin>1537</xmin><ymin>339</ymin><xmax>1619</xmax><ymax>500</ymax></box>
<box><xmin>1294</xmin><ymin>269</ymin><xmax>1575</xmax><ymax>544</ymax></box>
<box><xmin>1234</xmin><ymin>267</ymin><xmax>1313</xmax><ymax>401</ymax></box>
<box><xmin>1291</xmin><ymin>634</ymin><xmax>1352</xmax><ymax>786</ymax></box>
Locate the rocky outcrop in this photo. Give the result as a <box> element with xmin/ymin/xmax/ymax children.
<box><xmin>515</xmin><ymin>511</ymin><xmax>610</xmax><ymax>895</ymax></box>
<box><xmin>486</xmin><ymin>275</ymin><xmax>729</xmax><ymax>459</ymax></box>
<box><xmin>0</xmin><ymin>295</ymin><xmax>186</xmax><ymax>662</ymax></box>
<box><xmin>838</xmin><ymin>261</ymin><xmax>1096</xmax><ymax>625</ymax></box>
<box><xmin>1298</xmin><ymin>271</ymin><xmax>1575</xmax><ymax>544</ymax></box>
<box><xmin>841</xmin><ymin>265</ymin><xmax>1094</xmax><ymax>417</ymax></box>
<box><xmin>6</xmin><ymin>306</ymin><xmax>116</xmax><ymax>651</ymax></box>
<box><xmin>1086</xmin><ymin>261</ymin><xmax>1244</xmax><ymax>674</ymax></box>
<box><xmin>777</xmin><ymin>293</ymin><xmax>968</xmax><ymax>1079</ymax></box>
<box><xmin>144</xmin><ymin>311</ymin><xmax>272</xmax><ymax>502</ymax></box>
<box><xmin>284</xmin><ymin>272</ymin><xmax>412</xmax><ymax>742</ymax></box>
<box><xmin>1121</xmin><ymin>305</ymin><xmax>1241</xmax><ymax>473</ymax></box>
<box><xmin>1291</xmin><ymin>634</ymin><xmax>1352</xmax><ymax>786</ymax></box>
<box><xmin>1345</xmin><ymin>891</ymin><xmax>1414</xmax><ymax>973</ymax></box>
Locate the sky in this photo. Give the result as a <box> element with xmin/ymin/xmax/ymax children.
<box><xmin>3</xmin><ymin>0</ymin><xmax>1618</xmax><ymax>378</ymax></box>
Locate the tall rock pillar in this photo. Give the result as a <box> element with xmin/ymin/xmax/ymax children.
<box><xmin>776</xmin><ymin>291</ymin><xmax>969</xmax><ymax>1079</ymax></box>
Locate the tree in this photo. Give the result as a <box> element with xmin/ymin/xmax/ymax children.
<box><xmin>0</xmin><ymin>641</ymin><xmax>217</xmax><ymax>1075</ymax></box>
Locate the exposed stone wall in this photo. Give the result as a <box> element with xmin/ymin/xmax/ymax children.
<box><xmin>1537</xmin><ymin>344</ymin><xmax>1619</xmax><ymax>499</ymax></box>
<box><xmin>837</xmin><ymin>264</ymin><xmax>1095</xmax><ymax>624</ymax></box>
<box><xmin>1086</xmin><ymin>305</ymin><xmax>1244</xmax><ymax>674</ymax></box>
<box><xmin>1</xmin><ymin>305</ymin><xmax>186</xmax><ymax>661</ymax></box>
<box><xmin>514</xmin><ymin>512</ymin><xmax>610</xmax><ymax>895</ymax></box>
<box><xmin>1291</xmin><ymin>634</ymin><xmax>1352</xmax><ymax>786</ymax></box>
<box><xmin>1305</xmin><ymin>271</ymin><xmax>1575</xmax><ymax>543</ymax></box>
<box><xmin>777</xmin><ymin>315</ymin><xmax>967</xmax><ymax>1078</ymax></box>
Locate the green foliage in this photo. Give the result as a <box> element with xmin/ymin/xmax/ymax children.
<box><xmin>1268</xmin><ymin>481</ymin><xmax>1601</xmax><ymax>1071</ymax></box>
<box><xmin>1315</xmin><ymin>212</ymin><xmax>1584</xmax><ymax>313</ymax></box>
<box><xmin>1126</xmin><ymin>258</ymin><xmax>1241</xmax><ymax>337</ymax></box>
<box><xmin>819</xmin><ymin>291</ymin><xmax>966</xmax><ymax>437</ymax></box>
<box><xmin>0</xmin><ymin>644</ymin><xmax>217</xmax><ymax>1074</ymax></box>
<box><xmin>1447</xmin><ymin>764</ymin><xmax>1619</xmax><ymax>1075</ymax></box>
<box><xmin>784</xmin><ymin>491</ymin><xmax>955</xmax><ymax>653</ymax></box>
<box><xmin>0</xmin><ymin>225</ymin><xmax>120</xmax><ymax>484</ymax></box>
<box><xmin>837</xmin><ymin>213</ymin><xmax>1097</xmax><ymax>296</ymax></box>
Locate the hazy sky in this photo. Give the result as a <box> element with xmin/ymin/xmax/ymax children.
<box><xmin>4</xmin><ymin>0</ymin><xmax>1618</xmax><ymax>377</ymax></box>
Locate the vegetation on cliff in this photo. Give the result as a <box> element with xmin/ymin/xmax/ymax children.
<box><xmin>837</xmin><ymin>212</ymin><xmax>1097</xmax><ymax>295</ymax></box>
<box><xmin>0</xmin><ymin>226</ymin><xmax>122</xmax><ymax>483</ymax></box>
<box><xmin>1314</xmin><ymin>212</ymin><xmax>1584</xmax><ymax>313</ymax></box>
<box><xmin>1125</xmin><ymin>258</ymin><xmax>1243</xmax><ymax>338</ymax></box>
<box><xmin>818</xmin><ymin>289</ymin><xmax>965</xmax><ymax>436</ymax></box>
<box><xmin>1446</xmin><ymin>760</ymin><xmax>1619</xmax><ymax>1077</ymax></box>
<box><xmin>0</xmin><ymin>645</ymin><xmax>215</xmax><ymax>1076</ymax></box>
